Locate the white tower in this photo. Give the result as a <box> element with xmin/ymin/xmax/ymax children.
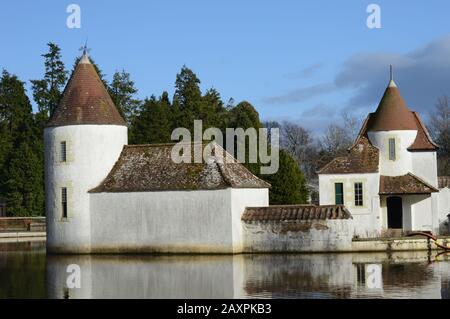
<box><xmin>365</xmin><ymin>66</ymin><xmax>438</xmax><ymax>184</ymax></box>
<box><xmin>44</xmin><ymin>51</ymin><xmax>128</xmax><ymax>253</ymax></box>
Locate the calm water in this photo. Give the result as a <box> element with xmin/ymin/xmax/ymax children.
<box><xmin>0</xmin><ymin>240</ymin><xmax>449</xmax><ymax>299</ymax></box>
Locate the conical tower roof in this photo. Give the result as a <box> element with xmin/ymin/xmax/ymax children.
<box><xmin>366</xmin><ymin>70</ymin><xmax>417</xmax><ymax>132</ymax></box>
<box><xmin>47</xmin><ymin>53</ymin><xmax>126</xmax><ymax>127</ymax></box>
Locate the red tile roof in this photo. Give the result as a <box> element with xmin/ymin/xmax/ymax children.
<box><xmin>47</xmin><ymin>54</ymin><xmax>126</xmax><ymax>127</ymax></box>
<box><xmin>241</xmin><ymin>205</ymin><xmax>352</xmax><ymax>222</ymax></box>
<box><xmin>379</xmin><ymin>173</ymin><xmax>439</xmax><ymax>195</ymax></box>
<box><xmin>366</xmin><ymin>82</ymin><xmax>417</xmax><ymax>132</ymax></box>
<box><xmin>90</xmin><ymin>143</ymin><xmax>270</xmax><ymax>192</ymax></box>
<box><xmin>407</xmin><ymin>112</ymin><xmax>438</xmax><ymax>151</ymax></box>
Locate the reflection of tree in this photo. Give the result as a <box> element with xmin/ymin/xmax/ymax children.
<box><xmin>244</xmin><ymin>255</ymin><xmax>353</xmax><ymax>299</ymax></box>
<box><xmin>0</xmin><ymin>241</ymin><xmax>46</xmax><ymax>298</ymax></box>
<box><xmin>381</xmin><ymin>262</ymin><xmax>433</xmax><ymax>288</ymax></box>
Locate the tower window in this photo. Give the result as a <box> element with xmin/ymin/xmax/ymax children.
<box><xmin>60</xmin><ymin>141</ymin><xmax>67</xmax><ymax>162</ymax></box>
<box><xmin>61</xmin><ymin>188</ymin><xmax>68</xmax><ymax>219</ymax></box>
<box><xmin>388</xmin><ymin>138</ymin><xmax>396</xmax><ymax>161</ymax></box>
<box><xmin>354</xmin><ymin>182</ymin><xmax>363</xmax><ymax>206</ymax></box>
<box><xmin>335</xmin><ymin>183</ymin><xmax>344</xmax><ymax>205</ymax></box>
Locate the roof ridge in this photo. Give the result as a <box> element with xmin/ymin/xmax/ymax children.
<box><xmin>124</xmin><ymin>141</ymin><xmax>222</xmax><ymax>148</ymax></box>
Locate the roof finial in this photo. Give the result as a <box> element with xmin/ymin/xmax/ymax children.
<box><xmin>388</xmin><ymin>64</ymin><xmax>397</xmax><ymax>88</ymax></box>
<box><xmin>79</xmin><ymin>38</ymin><xmax>91</xmax><ymax>64</ymax></box>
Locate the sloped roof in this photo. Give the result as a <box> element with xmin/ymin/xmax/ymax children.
<box><xmin>366</xmin><ymin>80</ymin><xmax>417</xmax><ymax>132</ymax></box>
<box><xmin>363</xmin><ymin>112</ymin><xmax>437</xmax><ymax>152</ymax></box>
<box><xmin>364</xmin><ymin>80</ymin><xmax>437</xmax><ymax>150</ymax></box>
<box><xmin>47</xmin><ymin>54</ymin><xmax>126</xmax><ymax>127</ymax></box>
<box><xmin>379</xmin><ymin>173</ymin><xmax>439</xmax><ymax>195</ymax></box>
<box><xmin>241</xmin><ymin>205</ymin><xmax>352</xmax><ymax>222</ymax></box>
<box><xmin>438</xmin><ymin>176</ymin><xmax>450</xmax><ymax>189</ymax></box>
<box><xmin>318</xmin><ymin>116</ymin><xmax>379</xmax><ymax>175</ymax></box>
<box><xmin>407</xmin><ymin>112</ymin><xmax>438</xmax><ymax>151</ymax></box>
<box><xmin>90</xmin><ymin>143</ymin><xmax>270</xmax><ymax>193</ymax></box>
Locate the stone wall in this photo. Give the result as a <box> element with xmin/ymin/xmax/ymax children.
<box><xmin>242</xmin><ymin>219</ymin><xmax>354</xmax><ymax>253</ymax></box>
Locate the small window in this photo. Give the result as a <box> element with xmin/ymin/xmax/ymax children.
<box><xmin>388</xmin><ymin>138</ymin><xmax>396</xmax><ymax>161</ymax></box>
<box><xmin>354</xmin><ymin>182</ymin><xmax>363</xmax><ymax>206</ymax></box>
<box><xmin>356</xmin><ymin>264</ymin><xmax>366</xmax><ymax>285</ymax></box>
<box><xmin>60</xmin><ymin>141</ymin><xmax>67</xmax><ymax>162</ymax></box>
<box><xmin>61</xmin><ymin>188</ymin><xmax>68</xmax><ymax>219</ymax></box>
<box><xmin>335</xmin><ymin>183</ymin><xmax>344</xmax><ymax>205</ymax></box>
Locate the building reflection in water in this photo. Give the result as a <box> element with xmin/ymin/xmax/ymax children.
<box><xmin>44</xmin><ymin>251</ymin><xmax>450</xmax><ymax>299</ymax></box>
<box><xmin>2</xmin><ymin>242</ymin><xmax>448</xmax><ymax>299</ymax></box>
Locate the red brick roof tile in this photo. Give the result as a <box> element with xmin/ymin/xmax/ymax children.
<box><xmin>90</xmin><ymin>143</ymin><xmax>270</xmax><ymax>192</ymax></box>
<box><xmin>241</xmin><ymin>205</ymin><xmax>352</xmax><ymax>222</ymax></box>
<box><xmin>47</xmin><ymin>54</ymin><xmax>126</xmax><ymax>127</ymax></box>
<box><xmin>379</xmin><ymin>173</ymin><xmax>438</xmax><ymax>195</ymax></box>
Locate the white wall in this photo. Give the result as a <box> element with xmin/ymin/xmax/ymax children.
<box><xmin>45</xmin><ymin>125</ymin><xmax>127</xmax><ymax>253</ymax></box>
<box><xmin>319</xmin><ymin>173</ymin><xmax>380</xmax><ymax>238</ymax></box>
<box><xmin>243</xmin><ymin>219</ymin><xmax>354</xmax><ymax>252</ymax></box>
<box><xmin>380</xmin><ymin>194</ymin><xmax>433</xmax><ymax>232</ymax></box>
<box><xmin>89</xmin><ymin>188</ymin><xmax>268</xmax><ymax>253</ymax></box>
<box><xmin>411</xmin><ymin>152</ymin><xmax>438</xmax><ymax>187</ymax></box>
<box><xmin>230</xmin><ymin>188</ymin><xmax>269</xmax><ymax>253</ymax></box>
<box><xmin>438</xmin><ymin>188</ymin><xmax>450</xmax><ymax>234</ymax></box>
<box><xmin>367</xmin><ymin>130</ymin><xmax>417</xmax><ymax>176</ymax></box>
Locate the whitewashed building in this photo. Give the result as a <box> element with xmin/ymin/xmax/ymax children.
<box><xmin>44</xmin><ymin>52</ymin><xmax>270</xmax><ymax>254</ymax></box>
<box><xmin>318</xmin><ymin>73</ymin><xmax>449</xmax><ymax>238</ymax></box>
<box><xmin>45</xmin><ymin>51</ymin><xmax>356</xmax><ymax>254</ymax></box>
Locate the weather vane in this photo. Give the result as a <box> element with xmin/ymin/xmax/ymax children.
<box><xmin>79</xmin><ymin>38</ymin><xmax>91</xmax><ymax>56</ymax></box>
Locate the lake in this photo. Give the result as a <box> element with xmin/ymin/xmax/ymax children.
<box><xmin>0</xmin><ymin>240</ymin><xmax>449</xmax><ymax>299</ymax></box>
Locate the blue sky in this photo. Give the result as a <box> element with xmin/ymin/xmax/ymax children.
<box><xmin>1</xmin><ymin>0</ymin><xmax>450</xmax><ymax>133</ymax></box>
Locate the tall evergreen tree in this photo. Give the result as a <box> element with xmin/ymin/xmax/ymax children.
<box><xmin>264</xmin><ymin>150</ymin><xmax>308</xmax><ymax>205</ymax></box>
<box><xmin>108</xmin><ymin>69</ymin><xmax>141</xmax><ymax>124</ymax></box>
<box><xmin>0</xmin><ymin>71</ymin><xmax>44</xmax><ymax>216</ymax></box>
<box><xmin>30</xmin><ymin>42</ymin><xmax>68</xmax><ymax>119</ymax></box>
<box><xmin>227</xmin><ymin>101</ymin><xmax>263</xmax><ymax>176</ymax></box>
<box><xmin>202</xmin><ymin>88</ymin><xmax>227</xmax><ymax>129</ymax></box>
<box><xmin>172</xmin><ymin>66</ymin><xmax>203</xmax><ymax>132</ymax></box>
<box><xmin>129</xmin><ymin>93</ymin><xmax>171</xmax><ymax>144</ymax></box>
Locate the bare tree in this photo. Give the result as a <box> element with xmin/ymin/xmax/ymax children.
<box><xmin>320</xmin><ymin>124</ymin><xmax>353</xmax><ymax>156</ymax></box>
<box><xmin>341</xmin><ymin>111</ymin><xmax>362</xmax><ymax>142</ymax></box>
<box><xmin>278</xmin><ymin>121</ymin><xmax>319</xmax><ymax>182</ymax></box>
<box><xmin>429</xmin><ymin>96</ymin><xmax>450</xmax><ymax>175</ymax></box>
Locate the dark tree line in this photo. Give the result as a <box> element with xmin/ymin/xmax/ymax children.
<box><xmin>0</xmin><ymin>43</ymin><xmax>309</xmax><ymax>216</ymax></box>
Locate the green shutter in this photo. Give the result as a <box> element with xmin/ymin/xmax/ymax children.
<box><xmin>335</xmin><ymin>183</ymin><xmax>344</xmax><ymax>205</ymax></box>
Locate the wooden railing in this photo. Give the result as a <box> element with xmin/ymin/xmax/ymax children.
<box><xmin>0</xmin><ymin>217</ymin><xmax>46</xmax><ymax>232</ymax></box>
